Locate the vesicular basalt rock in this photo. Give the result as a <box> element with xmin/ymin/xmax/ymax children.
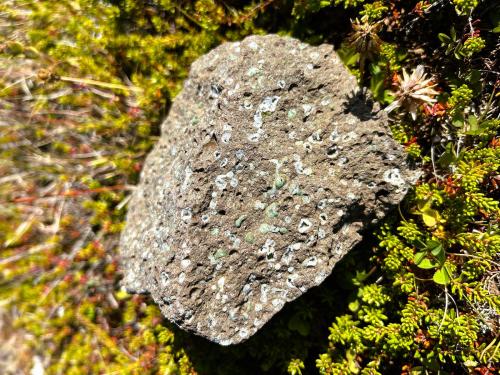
<box><xmin>120</xmin><ymin>34</ymin><xmax>420</xmax><ymax>345</ymax></box>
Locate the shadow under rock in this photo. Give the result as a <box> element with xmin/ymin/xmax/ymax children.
<box><xmin>343</xmin><ymin>88</ymin><xmax>382</xmax><ymax>122</ymax></box>
<box><xmin>159</xmin><ymin>236</ymin><xmax>377</xmax><ymax>375</ymax></box>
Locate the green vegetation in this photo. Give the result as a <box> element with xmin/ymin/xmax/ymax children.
<box><xmin>0</xmin><ymin>0</ymin><xmax>498</xmax><ymax>374</ymax></box>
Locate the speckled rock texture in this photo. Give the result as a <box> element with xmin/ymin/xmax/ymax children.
<box><xmin>120</xmin><ymin>34</ymin><xmax>420</xmax><ymax>345</ymax></box>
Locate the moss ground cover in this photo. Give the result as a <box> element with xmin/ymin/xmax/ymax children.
<box><xmin>0</xmin><ymin>0</ymin><xmax>498</xmax><ymax>374</ymax></box>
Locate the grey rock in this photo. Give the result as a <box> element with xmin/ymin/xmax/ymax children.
<box><xmin>120</xmin><ymin>34</ymin><xmax>420</xmax><ymax>345</ymax></box>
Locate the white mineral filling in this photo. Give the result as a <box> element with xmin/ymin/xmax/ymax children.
<box><xmin>181</xmin><ymin>166</ymin><xmax>193</xmax><ymax>191</ymax></box>
<box><xmin>253</xmin><ymin>96</ymin><xmax>280</xmax><ymax>128</ymax></box>
<box><xmin>302</xmin><ymin>104</ymin><xmax>314</xmax><ymax>117</ymax></box>
<box><xmin>383</xmin><ymin>168</ymin><xmax>406</xmax><ymax>186</ymax></box>
<box><xmin>298</xmin><ymin>218</ymin><xmax>313</xmax><ymax>233</ymax></box>
<box><xmin>260</xmin><ymin>284</ymin><xmax>269</xmax><ymax>303</ymax></box>
<box><xmin>248</xmin><ymin>41</ymin><xmax>259</xmax><ymax>50</ymax></box>
<box><xmin>302</xmin><ymin>256</ymin><xmax>318</xmax><ymax>267</ymax></box>
<box><xmin>180</xmin><ymin>208</ymin><xmax>192</xmax><ymax>223</ymax></box>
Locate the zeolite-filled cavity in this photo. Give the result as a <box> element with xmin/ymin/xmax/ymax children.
<box><xmin>119</xmin><ymin>34</ymin><xmax>420</xmax><ymax>345</ymax></box>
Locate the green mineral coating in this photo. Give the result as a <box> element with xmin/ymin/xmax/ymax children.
<box><xmin>266</xmin><ymin>203</ymin><xmax>279</xmax><ymax>218</ymax></box>
<box><xmin>247</xmin><ymin>67</ymin><xmax>259</xmax><ymax>76</ymax></box>
<box><xmin>270</xmin><ymin>226</ymin><xmax>283</xmax><ymax>233</ymax></box>
<box><xmin>210</xmin><ymin>227</ymin><xmax>220</xmax><ymax>236</ymax></box>
<box><xmin>278</xmin><ymin>227</ymin><xmax>289</xmax><ymax>234</ymax></box>
<box><xmin>244</xmin><ymin>232</ymin><xmax>255</xmax><ymax>244</ymax></box>
<box><xmin>208</xmin><ymin>248</ymin><xmax>227</xmax><ymax>265</ymax></box>
<box><xmin>190</xmin><ymin>116</ymin><xmax>199</xmax><ymax>125</ymax></box>
<box><xmin>259</xmin><ymin>223</ymin><xmax>272</xmax><ymax>234</ymax></box>
<box><xmin>235</xmin><ymin>215</ymin><xmax>247</xmax><ymax>228</ymax></box>
<box><xmin>213</xmin><ymin>248</ymin><xmax>228</xmax><ymax>260</ymax></box>
<box><xmin>287</xmin><ymin>108</ymin><xmax>297</xmax><ymax>119</ymax></box>
<box><xmin>274</xmin><ymin>175</ymin><xmax>286</xmax><ymax>189</ymax></box>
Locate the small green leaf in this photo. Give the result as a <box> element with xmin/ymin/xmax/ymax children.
<box><xmin>466</xmin><ymin>69</ymin><xmax>481</xmax><ymax>84</ymax></box>
<box><xmin>383</xmin><ymin>91</ymin><xmax>395</xmax><ymax>103</ymax></box>
<box><xmin>468</xmin><ymin>114</ymin><xmax>478</xmax><ymax>132</ymax></box>
<box><xmin>429</xmin><ymin>241</ymin><xmax>445</xmax><ymax>265</ymax></box>
<box><xmin>421</xmin><ymin>207</ymin><xmax>440</xmax><ymax>227</ymax></box>
<box><xmin>451</xmin><ymin>112</ymin><xmax>465</xmax><ymax>128</ymax></box>
<box><xmin>415</xmin><ymin>200</ymin><xmax>442</xmax><ymax>227</ymax></box>
<box><xmin>417</xmin><ymin>258</ymin><xmax>438</xmax><ymax>269</ymax></box>
<box><xmin>453</xmin><ymin>44</ymin><xmax>464</xmax><ymax>59</ymax></box>
<box><xmin>468</xmin><ymin>114</ymin><xmax>478</xmax><ymax>127</ymax></box>
<box><xmin>438</xmin><ymin>33</ymin><xmax>451</xmax><ymax>43</ymax></box>
<box><xmin>450</xmin><ymin>27</ymin><xmax>456</xmax><ymax>40</ymax></box>
<box><xmin>337</xmin><ymin>44</ymin><xmax>359</xmax><ymax>66</ymax></box>
<box><xmin>427</xmin><ymin>240</ymin><xmax>441</xmax><ymax>252</ymax></box>
<box><xmin>433</xmin><ymin>266</ymin><xmax>452</xmax><ymax>285</ymax></box>
<box><xmin>348</xmin><ymin>300</ymin><xmax>360</xmax><ymax>312</ymax></box>
<box><xmin>417</xmin><ymin>199</ymin><xmax>432</xmax><ymax>211</ymax></box>
<box><xmin>414</xmin><ymin>251</ymin><xmax>427</xmax><ymax>265</ymax></box>
<box><xmin>438</xmin><ymin>142</ymin><xmax>458</xmax><ymax>167</ymax></box>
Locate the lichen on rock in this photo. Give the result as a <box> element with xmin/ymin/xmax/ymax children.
<box><xmin>120</xmin><ymin>34</ymin><xmax>420</xmax><ymax>345</ymax></box>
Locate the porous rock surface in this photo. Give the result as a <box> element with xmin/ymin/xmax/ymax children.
<box><xmin>120</xmin><ymin>34</ymin><xmax>419</xmax><ymax>345</ymax></box>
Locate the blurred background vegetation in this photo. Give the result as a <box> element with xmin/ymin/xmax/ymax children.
<box><xmin>0</xmin><ymin>0</ymin><xmax>498</xmax><ymax>374</ymax></box>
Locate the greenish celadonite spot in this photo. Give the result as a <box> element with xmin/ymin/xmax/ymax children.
<box><xmin>244</xmin><ymin>232</ymin><xmax>255</xmax><ymax>244</ymax></box>
<box><xmin>210</xmin><ymin>228</ymin><xmax>220</xmax><ymax>236</ymax></box>
<box><xmin>287</xmin><ymin>108</ymin><xmax>297</xmax><ymax>119</ymax></box>
<box><xmin>235</xmin><ymin>215</ymin><xmax>247</xmax><ymax>228</ymax></box>
<box><xmin>278</xmin><ymin>227</ymin><xmax>288</xmax><ymax>234</ymax></box>
<box><xmin>259</xmin><ymin>223</ymin><xmax>288</xmax><ymax>234</ymax></box>
<box><xmin>274</xmin><ymin>175</ymin><xmax>286</xmax><ymax>189</ymax></box>
<box><xmin>209</xmin><ymin>248</ymin><xmax>228</xmax><ymax>264</ymax></box>
<box><xmin>213</xmin><ymin>248</ymin><xmax>228</xmax><ymax>260</ymax></box>
<box><xmin>190</xmin><ymin>116</ymin><xmax>199</xmax><ymax>125</ymax></box>
<box><xmin>266</xmin><ymin>203</ymin><xmax>279</xmax><ymax>218</ymax></box>
<box><xmin>247</xmin><ymin>67</ymin><xmax>259</xmax><ymax>77</ymax></box>
<box><xmin>259</xmin><ymin>223</ymin><xmax>273</xmax><ymax>234</ymax></box>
